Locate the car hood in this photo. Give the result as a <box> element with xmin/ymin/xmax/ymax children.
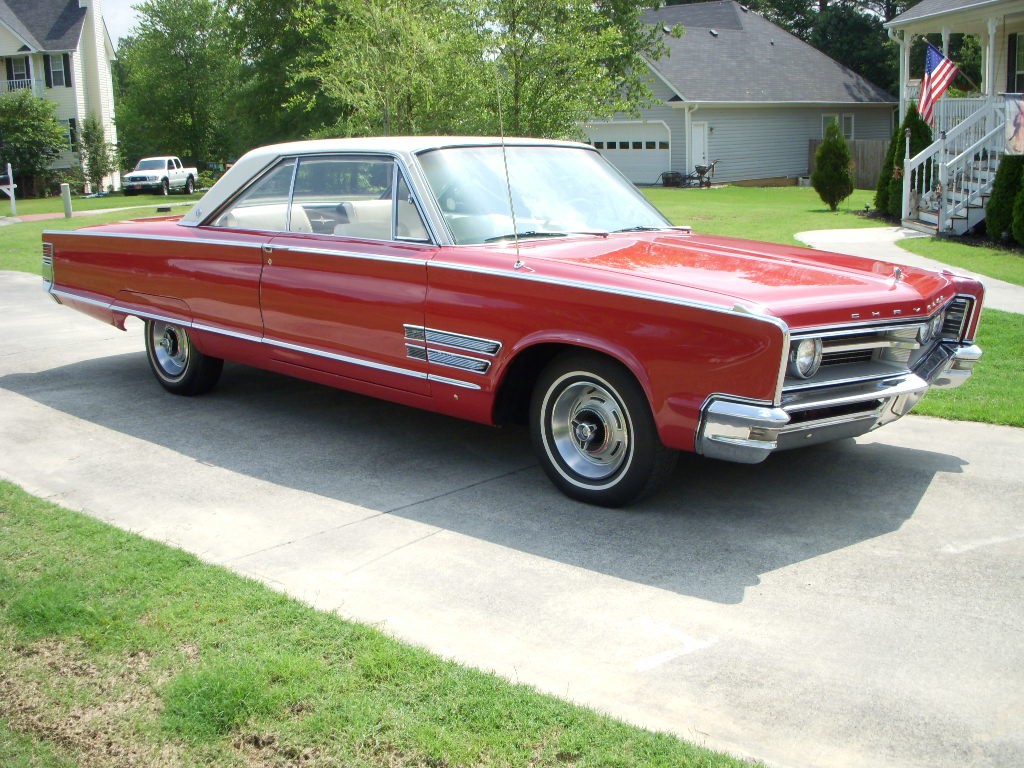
<box><xmin>528</xmin><ymin>231</ymin><xmax>957</xmax><ymax>328</ymax></box>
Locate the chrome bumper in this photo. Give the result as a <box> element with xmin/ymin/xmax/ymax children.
<box><xmin>697</xmin><ymin>343</ymin><xmax>982</xmax><ymax>464</ymax></box>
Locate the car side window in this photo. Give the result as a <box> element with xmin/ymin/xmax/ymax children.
<box><xmin>395</xmin><ymin>172</ymin><xmax>429</xmax><ymax>242</ymax></box>
<box><xmin>292</xmin><ymin>155</ymin><xmax>395</xmax><ymax>239</ymax></box>
<box><xmin>209</xmin><ymin>159</ymin><xmax>297</xmax><ymax>231</ymax></box>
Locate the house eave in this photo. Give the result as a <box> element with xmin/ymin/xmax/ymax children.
<box><xmin>886</xmin><ymin>0</ymin><xmax>1024</xmax><ymax>30</ymax></box>
<box><xmin>668</xmin><ymin>100</ymin><xmax>897</xmax><ymax>108</ymax></box>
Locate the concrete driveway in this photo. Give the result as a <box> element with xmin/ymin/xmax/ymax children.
<box><xmin>2</xmin><ymin>270</ymin><xmax>1022</xmax><ymax>768</ymax></box>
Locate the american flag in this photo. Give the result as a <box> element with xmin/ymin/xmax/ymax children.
<box><xmin>918</xmin><ymin>42</ymin><xmax>960</xmax><ymax>125</ymax></box>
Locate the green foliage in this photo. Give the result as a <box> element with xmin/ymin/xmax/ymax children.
<box><xmin>114</xmin><ymin>0</ymin><xmax>240</xmax><ymax>165</ymax></box>
<box><xmin>898</xmin><ymin>237</ymin><xmax>1024</xmax><ymax>287</ymax></box>
<box><xmin>886</xmin><ymin>104</ymin><xmax>933</xmax><ymax>220</ymax></box>
<box><xmin>812</xmin><ymin>121</ymin><xmax>854</xmax><ymax>211</ymax></box>
<box><xmin>986</xmin><ymin>155</ymin><xmax>1024</xmax><ymax>241</ymax></box>
<box><xmin>874</xmin><ymin>122</ymin><xmax>901</xmax><ymax>212</ymax></box>
<box><xmin>0</xmin><ymin>90</ymin><xmax>68</xmax><ymax>179</ymax></box>
<box><xmin>808</xmin><ymin>4</ymin><xmax>896</xmax><ymax>93</ymax></box>
<box><xmin>77</xmin><ymin>116</ymin><xmax>117</xmax><ymax>192</ymax></box>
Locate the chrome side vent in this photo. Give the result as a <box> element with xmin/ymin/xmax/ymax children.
<box><xmin>942</xmin><ymin>297</ymin><xmax>971</xmax><ymax>340</ymax></box>
<box><xmin>42</xmin><ymin>243</ymin><xmax>54</xmax><ymax>285</ymax></box>
<box><xmin>403</xmin><ymin>325</ymin><xmax>499</xmax><ymax>375</ymax></box>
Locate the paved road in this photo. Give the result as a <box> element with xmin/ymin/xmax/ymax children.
<box><xmin>2</xmin><ymin>270</ymin><xmax>1022</xmax><ymax>768</ymax></box>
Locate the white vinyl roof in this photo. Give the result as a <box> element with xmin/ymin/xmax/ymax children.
<box><xmin>180</xmin><ymin>136</ymin><xmax>588</xmax><ymax>227</ymax></box>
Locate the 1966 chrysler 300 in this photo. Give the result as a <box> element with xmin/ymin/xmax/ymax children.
<box><xmin>42</xmin><ymin>137</ymin><xmax>984</xmax><ymax>506</ymax></box>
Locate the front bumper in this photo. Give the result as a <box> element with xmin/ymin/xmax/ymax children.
<box><xmin>697</xmin><ymin>342</ymin><xmax>982</xmax><ymax>464</ymax></box>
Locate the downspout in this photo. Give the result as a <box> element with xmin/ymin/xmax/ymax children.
<box><xmin>685</xmin><ymin>104</ymin><xmax>698</xmax><ymax>175</ymax></box>
<box><xmin>888</xmin><ymin>27</ymin><xmax>908</xmax><ymax>121</ymax></box>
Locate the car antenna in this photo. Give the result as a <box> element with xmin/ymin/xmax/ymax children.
<box><xmin>493</xmin><ymin>59</ymin><xmax>530</xmax><ymax>271</ymax></box>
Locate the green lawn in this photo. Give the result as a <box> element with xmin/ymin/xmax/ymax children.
<box><xmin>0</xmin><ymin>481</ymin><xmax>754</xmax><ymax>768</ymax></box>
<box><xmin>897</xmin><ymin>236</ymin><xmax>1024</xmax><ymax>287</ymax></box>
<box><xmin>642</xmin><ymin>185</ymin><xmax>879</xmax><ymax>245</ymax></box>
<box><xmin>8</xmin><ymin>191</ymin><xmax>201</xmax><ymax>216</ymax></box>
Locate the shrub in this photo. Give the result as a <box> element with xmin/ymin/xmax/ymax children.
<box><xmin>886</xmin><ymin>104</ymin><xmax>934</xmax><ymax>220</ymax></box>
<box><xmin>812</xmin><ymin>121</ymin><xmax>854</xmax><ymax>211</ymax></box>
<box><xmin>987</xmin><ymin>155</ymin><xmax>1024</xmax><ymax>241</ymax></box>
<box><xmin>875</xmin><ymin>123</ymin><xmax>901</xmax><ymax>212</ymax></box>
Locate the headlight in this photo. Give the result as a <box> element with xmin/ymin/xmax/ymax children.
<box><xmin>788</xmin><ymin>338</ymin><xmax>822</xmax><ymax>379</ymax></box>
<box><xmin>930</xmin><ymin>311</ymin><xmax>945</xmax><ymax>340</ymax></box>
<box><xmin>918</xmin><ymin>311</ymin><xmax>946</xmax><ymax>344</ymax></box>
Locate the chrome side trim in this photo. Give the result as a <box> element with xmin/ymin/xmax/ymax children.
<box><xmin>41</xmin><ymin>230</ymin><xmax>265</xmax><ymax>250</ymax></box>
<box><xmin>51</xmin><ymin>286</ymin><xmax>483</xmax><ymax>390</ymax></box>
<box><xmin>429</xmin><ymin>259</ymin><xmax>790</xmax><ymax>331</ymax></box>
<box><xmin>264</xmin><ymin>336</ymin><xmax>428</xmax><ymax>380</ymax></box>
<box><xmin>51</xmin><ymin>288</ymin><xmax>112</xmax><ymax>310</ymax></box>
<box><xmin>404</xmin><ymin>325</ymin><xmax>502</xmax><ymax>356</ymax></box>
<box><xmin>404</xmin><ymin>342</ymin><xmax>491</xmax><ymax>373</ymax></box>
<box><xmin>273</xmin><ymin>244</ymin><xmax>431</xmax><ymax>266</ymax></box>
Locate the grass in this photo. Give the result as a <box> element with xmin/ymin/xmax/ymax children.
<box><xmin>0</xmin><ymin>480</ymin><xmax>754</xmax><ymax>768</ymax></box>
<box><xmin>1</xmin><ymin>208</ymin><xmax>188</xmax><ymax>274</ymax></box>
<box><xmin>642</xmin><ymin>185</ymin><xmax>879</xmax><ymax>245</ymax></box>
<box><xmin>911</xmin><ymin>308</ymin><xmax>1024</xmax><ymax>425</ymax></box>
<box><xmin>8</xmin><ymin>192</ymin><xmax>201</xmax><ymax>216</ymax></box>
<box><xmin>897</xmin><ymin>236</ymin><xmax>1024</xmax><ymax>287</ymax></box>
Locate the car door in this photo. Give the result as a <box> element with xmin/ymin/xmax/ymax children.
<box><xmin>257</xmin><ymin>153</ymin><xmax>436</xmax><ymax>395</ymax></box>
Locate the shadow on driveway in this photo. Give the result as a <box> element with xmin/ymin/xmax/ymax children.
<box><xmin>0</xmin><ymin>351</ymin><xmax>966</xmax><ymax>604</ymax></box>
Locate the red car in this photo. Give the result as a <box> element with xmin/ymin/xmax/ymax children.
<box><xmin>42</xmin><ymin>137</ymin><xmax>984</xmax><ymax>506</ymax></box>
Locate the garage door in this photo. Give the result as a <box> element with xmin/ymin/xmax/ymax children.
<box><xmin>585</xmin><ymin>122</ymin><xmax>671</xmax><ymax>186</ymax></box>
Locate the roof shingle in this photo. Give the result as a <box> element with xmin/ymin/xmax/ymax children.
<box><xmin>0</xmin><ymin>0</ymin><xmax>86</xmax><ymax>52</ymax></box>
<box><xmin>646</xmin><ymin>1</ymin><xmax>894</xmax><ymax>104</ymax></box>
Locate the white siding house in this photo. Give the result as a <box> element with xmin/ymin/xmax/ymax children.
<box><xmin>585</xmin><ymin>0</ymin><xmax>896</xmax><ymax>186</ymax></box>
<box><xmin>0</xmin><ymin>0</ymin><xmax>119</xmax><ymax>191</ymax></box>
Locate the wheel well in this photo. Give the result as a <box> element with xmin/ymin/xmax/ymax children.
<box><xmin>493</xmin><ymin>343</ymin><xmax>639</xmax><ymax>426</ymax></box>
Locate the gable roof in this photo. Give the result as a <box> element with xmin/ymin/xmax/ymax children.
<box><xmin>645</xmin><ymin>1</ymin><xmax>894</xmax><ymax>105</ymax></box>
<box><xmin>0</xmin><ymin>0</ymin><xmax>86</xmax><ymax>52</ymax></box>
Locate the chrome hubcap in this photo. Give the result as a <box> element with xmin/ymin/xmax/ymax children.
<box><xmin>151</xmin><ymin>322</ymin><xmax>189</xmax><ymax>377</ymax></box>
<box><xmin>550</xmin><ymin>380</ymin><xmax>629</xmax><ymax>480</ymax></box>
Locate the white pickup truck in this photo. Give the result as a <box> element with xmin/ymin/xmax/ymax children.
<box><xmin>122</xmin><ymin>156</ymin><xmax>198</xmax><ymax>196</ymax></box>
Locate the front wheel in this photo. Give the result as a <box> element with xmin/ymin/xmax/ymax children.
<box><xmin>144</xmin><ymin>320</ymin><xmax>223</xmax><ymax>395</ymax></box>
<box><xmin>530</xmin><ymin>352</ymin><xmax>676</xmax><ymax>507</ymax></box>
<box><xmin>160</xmin><ymin>178</ymin><xmax>169</xmax><ymax>196</ymax></box>
<box><xmin>184</xmin><ymin>176</ymin><xmax>195</xmax><ymax>195</ymax></box>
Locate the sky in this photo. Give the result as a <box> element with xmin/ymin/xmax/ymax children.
<box><xmin>101</xmin><ymin>0</ymin><xmax>142</xmax><ymax>46</ymax></box>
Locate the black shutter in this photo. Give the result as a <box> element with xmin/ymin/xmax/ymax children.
<box><xmin>1008</xmin><ymin>34</ymin><xmax>1018</xmax><ymax>93</ymax></box>
<box><xmin>68</xmin><ymin>118</ymin><xmax>77</xmax><ymax>149</ymax></box>
<box><xmin>43</xmin><ymin>54</ymin><xmax>52</xmax><ymax>88</ymax></box>
<box><xmin>5</xmin><ymin>59</ymin><xmax>13</xmax><ymax>82</ymax></box>
<box><xmin>63</xmin><ymin>53</ymin><xmax>72</xmax><ymax>87</ymax></box>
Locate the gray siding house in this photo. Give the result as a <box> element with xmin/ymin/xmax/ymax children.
<box><xmin>585</xmin><ymin>0</ymin><xmax>896</xmax><ymax>185</ymax></box>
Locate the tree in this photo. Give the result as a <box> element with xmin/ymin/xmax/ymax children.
<box><xmin>78</xmin><ymin>116</ymin><xmax>117</xmax><ymax>192</ymax></box>
<box><xmin>115</xmin><ymin>0</ymin><xmax>239</xmax><ymax>166</ymax></box>
<box><xmin>809</xmin><ymin>5</ymin><xmax>896</xmax><ymax>94</ymax></box>
<box><xmin>0</xmin><ymin>90</ymin><xmax>68</xmax><ymax>182</ymax></box>
<box><xmin>812</xmin><ymin>120</ymin><xmax>854</xmax><ymax>211</ymax></box>
<box><xmin>291</xmin><ymin>0</ymin><xmax>681</xmax><ymax>139</ymax></box>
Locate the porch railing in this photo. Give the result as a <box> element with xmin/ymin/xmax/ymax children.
<box><xmin>903</xmin><ymin>100</ymin><xmax>1005</xmax><ymax>231</ymax></box>
<box><xmin>2</xmin><ymin>78</ymin><xmax>43</xmax><ymax>96</ymax></box>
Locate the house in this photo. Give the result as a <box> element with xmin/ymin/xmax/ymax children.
<box><xmin>0</xmin><ymin>0</ymin><xmax>119</xmax><ymax>192</ymax></box>
<box><xmin>886</xmin><ymin>0</ymin><xmax>1024</xmax><ymax>235</ymax></box>
<box><xmin>584</xmin><ymin>0</ymin><xmax>896</xmax><ymax>186</ymax></box>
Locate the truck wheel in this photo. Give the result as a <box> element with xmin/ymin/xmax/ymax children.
<box><xmin>184</xmin><ymin>176</ymin><xmax>195</xmax><ymax>195</ymax></box>
<box><xmin>144</xmin><ymin>320</ymin><xmax>223</xmax><ymax>395</ymax></box>
<box><xmin>530</xmin><ymin>352</ymin><xmax>676</xmax><ymax>507</ymax></box>
<box><xmin>160</xmin><ymin>178</ymin><xmax>169</xmax><ymax>196</ymax></box>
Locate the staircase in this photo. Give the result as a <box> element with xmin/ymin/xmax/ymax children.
<box><xmin>901</xmin><ymin>100</ymin><xmax>1005</xmax><ymax>236</ymax></box>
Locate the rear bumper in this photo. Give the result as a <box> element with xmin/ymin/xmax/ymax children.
<box><xmin>697</xmin><ymin>342</ymin><xmax>982</xmax><ymax>464</ymax></box>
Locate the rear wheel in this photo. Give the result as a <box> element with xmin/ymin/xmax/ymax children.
<box><xmin>530</xmin><ymin>352</ymin><xmax>676</xmax><ymax>507</ymax></box>
<box><xmin>184</xmin><ymin>176</ymin><xmax>195</xmax><ymax>195</ymax></box>
<box><xmin>144</xmin><ymin>320</ymin><xmax>223</xmax><ymax>395</ymax></box>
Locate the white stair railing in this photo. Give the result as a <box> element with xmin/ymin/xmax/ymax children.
<box><xmin>902</xmin><ymin>102</ymin><xmax>1005</xmax><ymax>232</ymax></box>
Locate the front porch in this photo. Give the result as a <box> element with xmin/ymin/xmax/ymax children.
<box><xmin>886</xmin><ymin>0</ymin><xmax>1024</xmax><ymax>235</ymax></box>
<box><xmin>901</xmin><ymin>95</ymin><xmax>1005</xmax><ymax>236</ymax></box>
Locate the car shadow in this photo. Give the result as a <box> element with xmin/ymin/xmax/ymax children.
<box><xmin>0</xmin><ymin>352</ymin><xmax>967</xmax><ymax>604</ymax></box>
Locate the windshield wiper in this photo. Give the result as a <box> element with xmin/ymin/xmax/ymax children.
<box><xmin>483</xmin><ymin>231</ymin><xmax>568</xmax><ymax>243</ymax></box>
<box><xmin>612</xmin><ymin>225</ymin><xmax>665</xmax><ymax>233</ymax></box>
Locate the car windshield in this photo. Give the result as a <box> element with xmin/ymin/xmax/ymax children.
<box><xmin>417</xmin><ymin>145</ymin><xmax>670</xmax><ymax>245</ymax></box>
<box><xmin>135</xmin><ymin>159</ymin><xmax>165</xmax><ymax>171</ymax></box>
